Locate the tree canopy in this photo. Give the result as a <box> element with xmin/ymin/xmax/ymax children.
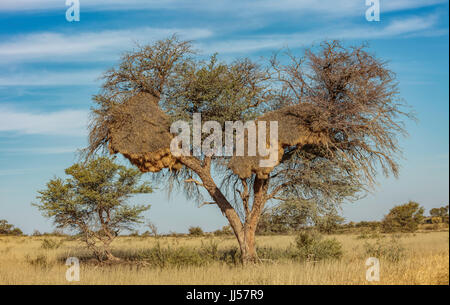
<box><xmin>0</xmin><ymin>219</ymin><xmax>23</xmax><ymax>236</ymax></box>
<box><xmin>34</xmin><ymin>156</ymin><xmax>152</xmax><ymax>261</ymax></box>
<box><xmin>382</xmin><ymin>201</ymin><xmax>425</xmax><ymax>233</ymax></box>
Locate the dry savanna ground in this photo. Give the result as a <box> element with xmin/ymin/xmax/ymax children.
<box><xmin>0</xmin><ymin>231</ymin><xmax>448</xmax><ymax>285</ymax></box>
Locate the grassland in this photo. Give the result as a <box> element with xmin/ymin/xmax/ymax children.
<box><xmin>0</xmin><ymin>231</ymin><xmax>448</xmax><ymax>285</ymax></box>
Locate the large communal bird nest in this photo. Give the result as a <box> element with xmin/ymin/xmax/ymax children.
<box><xmin>102</xmin><ymin>92</ymin><xmax>183</xmax><ymax>172</ymax></box>
<box><xmin>89</xmin><ymin>92</ymin><xmax>330</xmax><ymax>178</ymax></box>
<box><xmin>227</xmin><ymin>103</ymin><xmax>331</xmax><ymax>179</ymax></box>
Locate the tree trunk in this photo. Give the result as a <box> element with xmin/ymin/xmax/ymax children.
<box><xmin>178</xmin><ymin>157</ymin><xmax>268</xmax><ymax>265</ymax></box>
<box><xmin>238</xmin><ymin>177</ymin><xmax>268</xmax><ymax>265</ymax></box>
<box><xmin>239</xmin><ymin>226</ymin><xmax>258</xmax><ymax>264</ymax></box>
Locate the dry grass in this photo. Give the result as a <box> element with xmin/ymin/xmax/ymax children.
<box><xmin>0</xmin><ymin>232</ymin><xmax>448</xmax><ymax>285</ymax></box>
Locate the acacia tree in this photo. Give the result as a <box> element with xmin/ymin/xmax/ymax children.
<box><xmin>256</xmin><ymin>199</ymin><xmax>344</xmax><ymax>234</ymax></box>
<box><xmin>382</xmin><ymin>201</ymin><xmax>424</xmax><ymax>233</ymax></box>
<box><xmin>430</xmin><ymin>205</ymin><xmax>449</xmax><ymax>218</ymax></box>
<box><xmin>86</xmin><ymin>36</ymin><xmax>411</xmax><ymax>264</ymax></box>
<box><xmin>0</xmin><ymin>219</ymin><xmax>23</xmax><ymax>235</ymax></box>
<box><xmin>34</xmin><ymin>157</ymin><xmax>152</xmax><ymax>261</ymax></box>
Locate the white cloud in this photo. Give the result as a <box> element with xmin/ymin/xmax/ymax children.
<box><xmin>0</xmin><ymin>146</ymin><xmax>78</xmax><ymax>154</ymax></box>
<box><xmin>0</xmin><ymin>69</ymin><xmax>103</xmax><ymax>86</ymax></box>
<box><xmin>0</xmin><ymin>0</ymin><xmax>446</xmax><ymax>15</ymax></box>
<box><xmin>199</xmin><ymin>14</ymin><xmax>443</xmax><ymax>54</ymax></box>
<box><xmin>0</xmin><ymin>27</ymin><xmax>213</xmax><ymax>63</ymax></box>
<box><xmin>0</xmin><ymin>13</ymin><xmax>442</xmax><ymax>66</ymax></box>
<box><xmin>0</xmin><ymin>106</ymin><xmax>88</xmax><ymax>136</ymax></box>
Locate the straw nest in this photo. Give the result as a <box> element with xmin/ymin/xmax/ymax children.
<box><xmin>227</xmin><ymin>103</ymin><xmax>330</xmax><ymax>179</ymax></box>
<box><xmin>103</xmin><ymin>93</ymin><xmax>329</xmax><ymax>178</ymax></box>
<box><xmin>106</xmin><ymin>92</ymin><xmax>183</xmax><ymax>172</ymax></box>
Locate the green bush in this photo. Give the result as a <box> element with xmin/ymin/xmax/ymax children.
<box><xmin>213</xmin><ymin>225</ymin><xmax>233</xmax><ymax>236</ymax></box>
<box><xmin>293</xmin><ymin>231</ymin><xmax>343</xmax><ymax>262</ymax></box>
<box><xmin>382</xmin><ymin>201</ymin><xmax>424</xmax><ymax>233</ymax></box>
<box><xmin>0</xmin><ymin>219</ymin><xmax>23</xmax><ymax>236</ymax></box>
<box><xmin>188</xmin><ymin>226</ymin><xmax>204</xmax><ymax>236</ymax></box>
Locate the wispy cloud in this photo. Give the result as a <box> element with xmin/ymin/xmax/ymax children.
<box><xmin>200</xmin><ymin>14</ymin><xmax>444</xmax><ymax>54</ymax></box>
<box><xmin>0</xmin><ymin>69</ymin><xmax>103</xmax><ymax>86</ymax></box>
<box><xmin>0</xmin><ymin>27</ymin><xmax>213</xmax><ymax>63</ymax></box>
<box><xmin>0</xmin><ymin>0</ymin><xmax>446</xmax><ymax>15</ymax></box>
<box><xmin>0</xmin><ymin>106</ymin><xmax>88</xmax><ymax>136</ymax></box>
<box><xmin>0</xmin><ymin>13</ymin><xmax>443</xmax><ymax>67</ymax></box>
<box><xmin>0</xmin><ymin>146</ymin><xmax>78</xmax><ymax>154</ymax></box>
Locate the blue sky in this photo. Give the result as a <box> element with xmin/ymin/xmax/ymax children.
<box><xmin>0</xmin><ymin>0</ymin><xmax>448</xmax><ymax>234</ymax></box>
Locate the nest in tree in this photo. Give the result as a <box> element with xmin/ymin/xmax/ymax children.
<box><xmin>92</xmin><ymin>93</ymin><xmax>330</xmax><ymax>177</ymax></box>
<box><xmin>227</xmin><ymin>103</ymin><xmax>331</xmax><ymax>179</ymax></box>
<box><xmin>106</xmin><ymin>92</ymin><xmax>183</xmax><ymax>172</ymax></box>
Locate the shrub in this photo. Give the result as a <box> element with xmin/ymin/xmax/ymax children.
<box><xmin>356</xmin><ymin>230</ymin><xmax>383</xmax><ymax>240</ymax></box>
<box><xmin>41</xmin><ymin>238</ymin><xmax>64</xmax><ymax>250</ymax></box>
<box><xmin>26</xmin><ymin>254</ymin><xmax>54</xmax><ymax>269</ymax></box>
<box><xmin>363</xmin><ymin>236</ymin><xmax>405</xmax><ymax>262</ymax></box>
<box><xmin>213</xmin><ymin>225</ymin><xmax>233</xmax><ymax>236</ymax></box>
<box><xmin>382</xmin><ymin>201</ymin><xmax>424</xmax><ymax>233</ymax></box>
<box><xmin>293</xmin><ymin>231</ymin><xmax>343</xmax><ymax>262</ymax></box>
<box><xmin>0</xmin><ymin>220</ymin><xmax>23</xmax><ymax>236</ymax></box>
<box><xmin>188</xmin><ymin>226</ymin><xmax>204</xmax><ymax>236</ymax></box>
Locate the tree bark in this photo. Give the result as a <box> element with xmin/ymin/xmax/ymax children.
<box><xmin>240</xmin><ymin>226</ymin><xmax>257</xmax><ymax>263</ymax></box>
<box><xmin>179</xmin><ymin>156</ymin><xmax>269</xmax><ymax>265</ymax></box>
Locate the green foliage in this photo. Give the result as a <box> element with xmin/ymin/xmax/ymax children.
<box><xmin>257</xmin><ymin>199</ymin><xmax>345</xmax><ymax>235</ymax></box>
<box><xmin>363</xmin><ymin>236</ymin><xmax>405</xmax><ymax>262</ymax></box>
<box><xmin>382</xmin><ymin>201</ymin><xmax>425</xmax><ymax>233</ymax></box>
<box><xmin>316</xmin><ymin>212</ymin><xmax>346</xmax><ymax>234</ymax></box>
<box><xmin>0</xmin><ymin>220</ymin><xmax>23</xmax><ymax>236</ymax></box>
<box><xmin>293</xmin><ymin>231</ymin><xmax>343</xmax><ymax>262</ymax></box>
<box><xmin>257</xmin><ymin>200</ymin><xmax>316</xmax><ymax>234</ymax></box>
<box><xmin>162</xmin><ymin>54</ymin><xmax>270</xmax><ymax>125</ymax></box>
<box><xmin>213</xmin><ymin>225</ymin><xmax>233</xmax><ymax>236</ymax></box>
<box><xmin>188</xmin><ymin>226</ymin><xmax>204</xmax><ymax>236</ymax></box>
<box><xmin>429</xmin><ymin>205</ymin><xmax>449</xmax><ymax>225</ymax></box>
<box><xmin>429</xmin><ymin>205</ymin><xmax>449</xmax><ymax>218</ymax></box>
<box><xmin>33</xmin><ymin>156</ymin><xmax>152</xmax><ymax>260</ymax></box>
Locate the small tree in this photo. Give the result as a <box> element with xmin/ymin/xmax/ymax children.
<box><xmin>146</xmin><ymin>221</ymin><xmax>158</xmax><ymax>237</ymax></box>
<box><xmin>214</xmin><ymin>225</ymin><xmax>233</xmax><ymax>236</ymax></box>
<box><xmin>257</xmin><ymin>200</ymin><xmax>318</xmax><ymax>234</ymax></box>
<box><xmin>316</xmin><ymin>212</ymin><xmax>345</xmax><ymax>234</ymax></box>
<box><xmin>0</xmin><ymin>220</ymin><xmax>23</xmax><ymax>235</ymax></box>
<box><xmin>188</xmin><ymin>226</ymin><xmax>204</xmax><ymax>236</ymax></box>
<box><xmin>382</xmin><ymin>201</ymin><xmax>424</xmax><ymax>233</ymax></box>
<box><xmin>430</xmin><ymin>205</ymin><xmax>449</xmax><ymax>217</ymax></box>
<box><xmin>257</xmin><ymin>200</ymin><xmax>344</xmax><ymax>234</ymax></box>
<box><xmin>34</xmin><ymin>157</ymin><xmax>152</xmax><ymax>261</ymax></box>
